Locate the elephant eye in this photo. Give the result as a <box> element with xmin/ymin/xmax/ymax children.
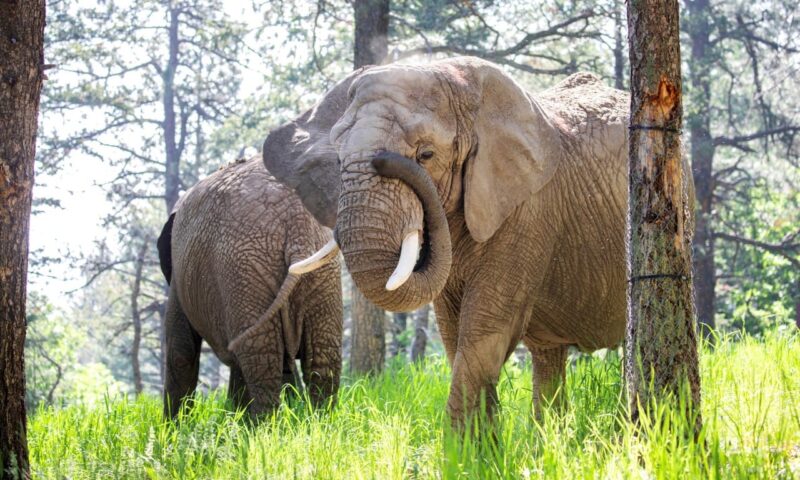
<box><xmin>417</xmin><ymin>150</ymin><xmax>434</xmax><ymax>162</ymax></box>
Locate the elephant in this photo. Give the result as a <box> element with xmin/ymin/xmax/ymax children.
<box><xmin>157</xmin><ymin>155</ymin><xmax>343</xmax><ymax>418</ymax></box>
<box><xmin>261</xmin><ymin>56</ymin><xmax>640</xmax><ymax>426</ymax></box>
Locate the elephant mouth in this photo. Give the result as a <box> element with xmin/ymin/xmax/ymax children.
<box><xmin>365</xmin><ymin>150</ymin><xmax>452</xmax><ymax>308</ymax></box>
<box><xmin>291</xmin><ymin>150</ymin><xmax>451</xmax><ymax>311</ymax></box>
<box><xmin>417</xmin><ymin>224</ymin><xmax>431</xmax><ymax>273</ymax></box>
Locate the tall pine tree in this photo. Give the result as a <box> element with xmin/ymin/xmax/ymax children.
<box><xmin>625</xmin><ymin>0</ymin><xmax>701</xmax><ymax>427</ymax></box>
<box><xmin>0</xmin><ymin>1</ymin><xmax>46</xmax><ymax>477</ymax></box>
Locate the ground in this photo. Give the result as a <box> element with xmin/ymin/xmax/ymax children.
<box><xmin>29</xmin><ymin>330</ymin><xmax>800</xmax><ymax>479</ymax></box>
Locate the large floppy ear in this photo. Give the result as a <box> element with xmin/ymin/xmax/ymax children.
<box><xmin>263</xmin><ymin>67</ymin><xmax>369</xmax><ymax>228</ymax></box>
<box><xmin>463</xmin><ymin>62</ymin><xmax>563</xmax><ymax>243</ymax></box>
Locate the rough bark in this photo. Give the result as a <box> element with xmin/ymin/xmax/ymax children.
<box><xmin>353</xmin><ymin>0</ymin><xmax>389</xmax><ymax>69</ymax></box>
<box><xmin>613</xmin><ymin>1</ymin><xmax>625</xmax><ymax>90</ymax></box>
<box><xmin>349</xmin><ymin>0</ymin><xmax>390</xmax><ymax>374</ymax></box>
<box><xmin>0</xmin><ymin>1</ymin><xmax>45</xmax><ymax>477</ymax></box>
<box><xmin>626</xmin><ymin>0</ymin><xmax>701</xmax><ymax>428</ymax></box>
<box><xmin>410</xmin><ymin>305</ymin><xmax>430</xmax><ymax>362</ymax></box>
<box><xmin>684</xmin><ymin>0</ymin><xmax>716</xmax><ymax>338</ymax></box>
<box><xmin>131</xmin><ymin>241</ymin><xmax>148</xmax><ymax>395</ymax></box>
<box><xmin>350</xmin><ymin>290</ymin><xmax>386</xmax><ymax>375</ymax></box>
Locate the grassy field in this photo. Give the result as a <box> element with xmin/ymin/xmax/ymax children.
<box><xmin>29</xmin><ymin>330</ymin><xmax>800</xmax><ymax>479</ymax></box>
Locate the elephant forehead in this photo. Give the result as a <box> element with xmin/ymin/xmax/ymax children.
<box><xmin>352</xmin><ymin>66</ymin><xmax>445</xmax><ymax>112</ymax></box>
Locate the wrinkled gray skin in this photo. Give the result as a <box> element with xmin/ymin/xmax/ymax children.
<box><xmin>264</xmin><ymin>57</ymin><xmax>633</xmax><ymax>426</ymax></box>
<box><xmin>158</xmin><ymin>157</ymin><xmax>343</xmax><ymax>418</ymax></box>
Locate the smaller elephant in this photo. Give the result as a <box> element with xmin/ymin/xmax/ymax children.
<box><xmin>157</xmin><ymin>156</ymin><xmax>343</xmax><ymax>418</ymax></box>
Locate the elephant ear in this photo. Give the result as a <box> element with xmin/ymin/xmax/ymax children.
<box><xmin>463</xmin><ymin>62</ymin><xmax>563</xmax><ymax>243</ymax></box>
<box><xmin>263</xmin><ymin>67</ymin><xmax>369</xmax><ymax>228</ymax></box>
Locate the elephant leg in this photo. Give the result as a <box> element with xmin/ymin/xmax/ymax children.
<box><xmin>227</xmin><ymin>363</ymin><xmax>251</xmax><ymax>411</ymax></box>
<box><xmin>447</xmin><ymin>314</ymin><xmax>518</xmax><ymax>430</ymax></box>
<box><xmin>231</xmin><ymin>316</ymin><xmax>284</xmax><ymax>417</ymax></box>
<box><xmin>299</xmin><ymin>345</ymin><xmax>341</xmax><ymax>408</ymax></box>
<box><xmin>288</xmin><ymin>266</ymin><xmax>343</xmax><ymax>409</ymax></box>
<box><xmin>163</xmin><ymin>290</ymin><xmax>202</xmax><ymax>419</ymax></box>
<box><xmin>299</xmin><ymin>319</ymin><xmax>342</xmax><ymax>408</ymax></box>
<box><xmin>530</xmin><ymin>345</ymin><xmax>568</xmax><ymax>419</ymax></box>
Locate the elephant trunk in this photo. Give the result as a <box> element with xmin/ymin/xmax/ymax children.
<box><xmin>335</xmin><ymin>151</ymin><xmax>452</xmax><ymax>312</ymax></box>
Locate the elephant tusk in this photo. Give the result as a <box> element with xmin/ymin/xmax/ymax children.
<box><xmin>288</xmin><ymin>238</ymin><xmax>340</xmax><ymax>274</ymax></box>
<box><xmin>386</xmin><ymin>231</ymin><xmax>421</xmax><ymax>291</ymax></box>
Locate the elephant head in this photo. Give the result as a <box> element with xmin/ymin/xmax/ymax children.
<box><xmin>264</xmin><ymin>57</ymin><xmax>564</xmax><ymax>312</ymax></box>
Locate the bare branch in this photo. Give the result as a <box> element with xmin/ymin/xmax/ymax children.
<box><xmin>714</xmin><ymin>126</ymin><xmax>800</xmax><ymax>150</ymax></box>
<box><xmin>394</xmin><ymin>9</ymin><xmax>597</xmax><ymax>67</ymax></box>
<box><xmin>715</xmin><ymin>232</ymin><xmax>800</xmax><ymax>269</ymax></box>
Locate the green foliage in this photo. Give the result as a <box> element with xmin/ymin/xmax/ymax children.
<box><xmin>25</xmin><ymin>293</ymin><xmax>127</xmax><ymax>409</ymax></box>
<box><xmin>28</xmin><ymin>331</ymin><xmax>800</xmax><ymax>478</ymax></box>
<box><xmin>25</xmin><ymin>294</ymin><xmax>80</xmax><ymax>409</ymax></box>
<box><xmin>716</xmin><ymin>179</ymin><xmax>800</xmax><ymax>334</ymax></box>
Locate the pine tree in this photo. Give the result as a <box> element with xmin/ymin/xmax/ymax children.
<box><xmin>0</xmin><ymin>1</ymin><xmax>46</xmax><ymax>477</ymax></box>
<box><xmin>625</xmin><ymin>0</ymin><xmax>701</xmax><ymax>427</ymax></box>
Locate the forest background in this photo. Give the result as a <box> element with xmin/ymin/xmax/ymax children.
<box><xmin>25</xmin><ymin>0</ymin><xmax>799</xmax><ymax>409</ymax></box>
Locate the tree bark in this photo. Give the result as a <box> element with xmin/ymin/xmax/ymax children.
<box><xmin>350</xmin><ymin>290</ymin><xmax>386</xmax><ymax>374</ymax></box>
<box><xmin>626</xmin><ymin>0</ymin><xmax>701</xmax><ymax>428</ymax></box>
<box><xmin>159</xmin><ymin>4</ymin><xmax>183</xmax><ymax>393</ymax></box>
<box><xmin>410</xmin><ymin>305</ymin><xmax>430</xmax><ymax>362</ymax></box>
<box><xmin>613</xmin><ymin>1</ymin><xmax>625</xmax><ymax>90</ymax></box>
<box><xmin>130</xmin><ymin>240</ymin><xmax>148</xmax><ymax>395</ymax></box>
<box><xmin>389</xmin><ymin>312</ymin><xmax>407</xmax><ymax>358</ymax></box>
<box><xmin>349</xmin><ymin>0</ymin><xmax>390</xmax><ymax>375</ymax></box>
<box><xmin>0</xmin><ymin>1</ymin><xmax>45</xmax><ymax>477</ymax></box>
<box><xmin>353</xmin><ymin>0</ymin><xmax>389</xmax><ymax>69</ymax></box>
<box><xmin>684</xmin><ymin>0</ymin><xmax>716</xmax><ymax>338</ymax></box>
<box><xmin>163</xmin><ymin>5</ymin><xmax>181</xmax><ymax>215</ymax></box>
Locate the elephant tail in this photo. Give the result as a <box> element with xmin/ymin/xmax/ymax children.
<box><xmin>157</xmin><ymin>214</ymin><xmax>176</xmax><ymax>285</ymax></box>
<box><xmin>227</xmin><ymin>272</ymin><xmax>301</xmax><ymax>352</ymax></box>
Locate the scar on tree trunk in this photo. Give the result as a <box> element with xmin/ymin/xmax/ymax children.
<box><xmin>625</xmin><ymin>0</ymin><xmax>702</xmax><ymax>432</ymax></box>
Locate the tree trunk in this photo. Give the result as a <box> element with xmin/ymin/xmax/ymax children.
<box><xmin>350</xmin><ymin>290</ymin><xmax>386</xmax><ymax>374</ymax></box>
<box><xmin>410</xmin><ymin>305</ymin><xmax>430</xmax><ymax>362</ymax></box>
<box><xmin>0</xmin><ymin>1</ymin><xmax>45</xmax><ymax>477</ymax></box>
<box><xmin>390</xmin><ymin>312</ymin><xmax>407</xmax><ymax>358</ymax></box>
<box><xmin>353</xmin><ymin>0</ymin><xmax>389</xmax><ymax>69</ymax></box>
<box><xmin>159</xmin><ymin>5</ymin><xmax>182</xmax><ymax>393</ymax></box>
<box><xmin>626</xmin><ymin>0</ymin><xmax>701</xmax><ymax>428</ymax></box>
<box><xmin>613</xmin><ymin>1</ymin><xmax>625</xmax><ymax>90</ymax></box>
<box><xmin>349</xmin><ymin>0</ymin><xmax>390</xmax><ymax>375</ymax></box>
<box><xmin>163</xmin><ymin>5</ymin><xmax>181</xmax><ymax>215</ymax></box>
<box><xmin>131</xmin><ymin>240</ymin><xmax>148</xmax><ymax>395</ymax></box>
<box><xmin>684</xmin><ymin>0</ymin><xmax>716</xmax><ymax>338</ymax></box>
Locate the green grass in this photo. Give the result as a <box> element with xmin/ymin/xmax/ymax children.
<box><xmin>29</xmin><ymin>330</ymin><xmax>800</xmax><ymax>479</ymax></box>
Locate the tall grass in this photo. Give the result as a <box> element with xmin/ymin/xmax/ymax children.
<box><xmin>29</xmin><ymin>330</ymin><xmax>800</xmax><ymax>479</ymax></box>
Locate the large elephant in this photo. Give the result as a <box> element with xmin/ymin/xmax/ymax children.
<box><xmin>157</xmin><ymin>156</ymin><xmax>343</xmax><ymax>418</ymax></box>
<box><xmin>263</xmin><ymin>57</ymin><xmax>634</xmax><ymax>425</ymax></box>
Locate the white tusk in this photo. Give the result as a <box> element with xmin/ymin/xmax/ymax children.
<box><xmin>289</xmin><ymin>238</ymin><xmax>340</xmax><ymax>274</ymax></box>
<box><xmin>385</xmin><ymin>231</ymin><xmax>421</xmax><ymax>291</ymax></box>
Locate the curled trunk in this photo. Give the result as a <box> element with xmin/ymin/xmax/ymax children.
<box><xmin>336</xmin><ymin>152</ymin><xmax>452</xmax><ymax>312</ymax></box>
